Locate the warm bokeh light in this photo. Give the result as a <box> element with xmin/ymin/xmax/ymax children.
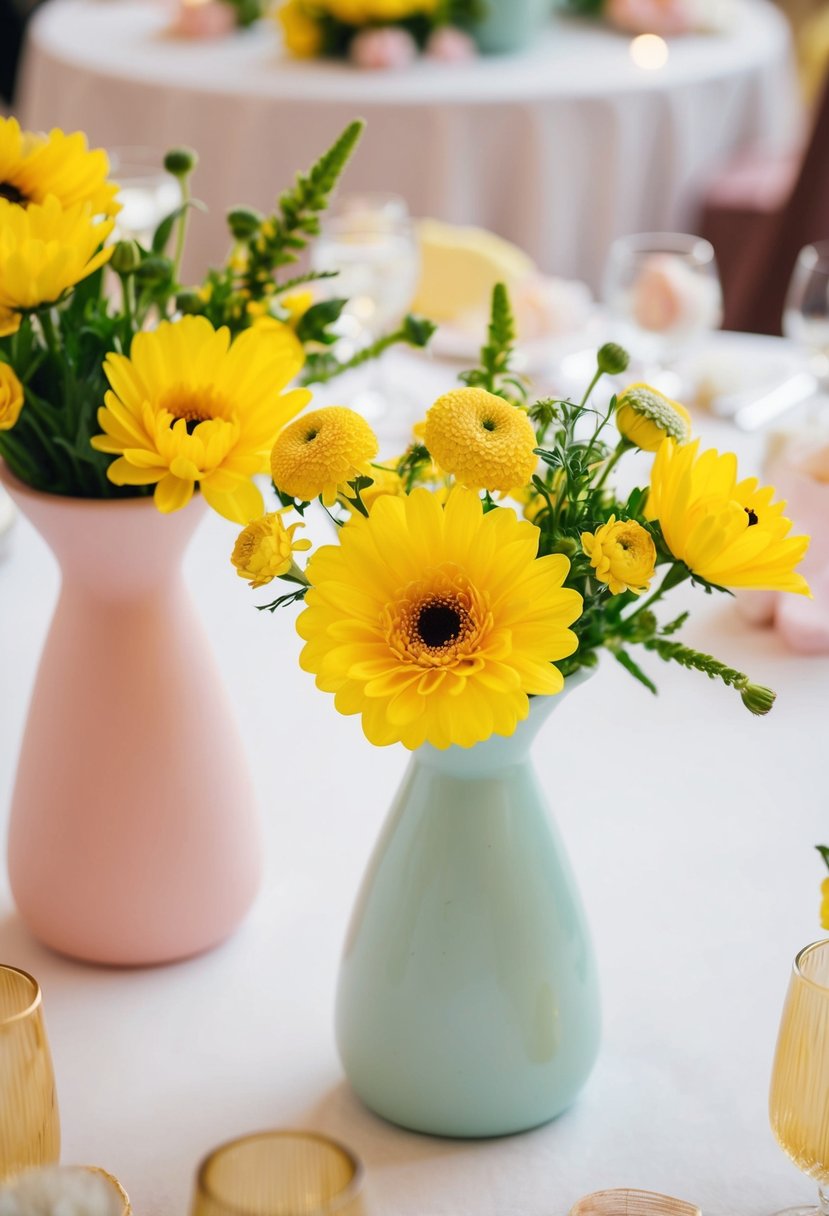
<box><xmin>630</xmin><ymin>34</ymin><xmax>670</xmax><ymax>70</ymax></box>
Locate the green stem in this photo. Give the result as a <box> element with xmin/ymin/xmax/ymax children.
<box><xmin>578</xmin><ymin>365</ymin><xmax>604</xmax><ymax>411</ymax></box>
<box><xmin>38</xmin><ymin>309</ymin><xmax>62</xmax><ymax>361</ymax></box>
<box><xmin>593</xmin><ymin>439</ymin><xmax>631</xmax><ymax>497</ymax></box>
<box><xmin>172</xmin><ymin>176</ymin><xmax>191</xmax><ymax>284</ymax></box>
<box><xmin>625</xmin><ymin>564</ymin><xmax>690</xmax><ymax>623</ymax></box>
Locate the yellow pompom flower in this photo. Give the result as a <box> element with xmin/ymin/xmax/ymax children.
<box><xmin>0</xmin><ymin>197</ymin><xmax>113</xmax><ymax>324</ymax></box>
<box><xmin>276</xmin><ymin>0</ymin><xmax>324</xmax><ymax>57</ymax></box>
<box><xmin>616</xmin><ymin>382</ymin><xmax>692</xmax><ymax>452</ymax></box>
<box><xmin>581</xmin><ymin>516</ymin><xmax>657</xmax><ymax>595</ymax></box>
<box><xmin>231</xmin><ymin>511</ymin><xmax>312</xmax><ymax>589</ymax></box>
<box><xmin>423</xmin><ymin>388</ymin><xmax>538</xmax><ymax>494</ymax></box>
<box><xmin>297</xmin><ymin>487</ymin><xmax>583</xmax><ymax>750</ymax></box>
<box><xmin>0</xmin><ymin>117</ymin><xmax>119</xmax><ymax>215</ymax></box>
<box><xmin>647</xmin><ymin>439</ymin><xmax>811</xmax><ymax>594</ymax></box>
<box><xmin>270</xmin><ymin>406</ymin><xmax>379</xmax><ymax>506</ymax></box>
<box><xmin>0</xmin><ymin>362</ymin><xmax>24</xmax><ymax>430</ymax></box>
<box><xmin>91</xmin><ymin>316</ymin><xmax>310</xmax><ymax>522</ymax></box>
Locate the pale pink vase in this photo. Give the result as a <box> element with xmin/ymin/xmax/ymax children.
<box><xmin>1</xmin><ymin>463</ymin><xmax>263</xmax><ymax>966</ymax></box>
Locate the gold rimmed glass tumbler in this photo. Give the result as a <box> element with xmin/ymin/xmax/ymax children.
<box><xmin>0</xmin><ymin>966</ymin><xmax>60</xmax><ymax>1180</ymax></box>
<box><xmin>191</xmin><ymin>1131</ymin><xmax>365</xmax><ymax>1216</ymax></box>
<box><xmin>770</xmin><ymin>940</ymin><xmax>829</xmax><ymax>1216</ymax></box>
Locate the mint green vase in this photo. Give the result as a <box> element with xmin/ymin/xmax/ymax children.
<box><xmin>335</xmin><ymin>675</ymin><xmax>600</xmax><ymax>1138</ymax></box>
<box><xmin>471</xmin><ymin>0</ymin><xmax>551</xmax><ymax>53</ymax></box>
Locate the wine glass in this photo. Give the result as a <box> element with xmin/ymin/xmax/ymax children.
<box><xmin>0</xmin><ymin>966</ymin><xmax>60</xmax><ymax>1180</ymax></box>
<box><xmin>602</xmin><ymin>232</ymin><xmax>723</xmax><ymax>389</ymax></box>
<box><xmin>108</xmin><ymin>146</ymin><xmax>181</xmax><ymax>247</ymax></box>
<box><xmin>191</xmin><ymin>1131</ymin><xmax>365</xmax><ymax>1216</ymax></box>
<box><xmin>769</xmin><ymin>939</ymin><xmax>829</xmax><ymax>1216</ymax></box>
<box><xmin>784</xmin><ymin>242</ymin><xmax>829</xmax><ymax>387</ymax></box>
<box><xmin>311</xmin><ymin>193</ymin><xmax>420</xmax><ymax>427</ymax></box>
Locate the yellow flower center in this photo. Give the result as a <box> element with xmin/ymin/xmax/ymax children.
<box><xmin>0</xmin><ymin>181</ymin><xmax>26</xmax><ymax>206</ymax></box>
<box><xmin>160</xmin><ymin>384</ymin><xmax>232</xmax><ymax>433</ymax></box>
<box><xmin>384</xmin><ymin>566</ymin><xmax>490</xmax><ymax>669</ymax></box>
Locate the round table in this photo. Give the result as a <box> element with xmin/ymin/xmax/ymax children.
<box><xmin>18</xmin><ymin>0</ymin><xmax>799</xmax><ymax>287</ymax></box>
<box><xmin>0</xmin><ymin>332</ymin><xmax>827</xmax><ymax>1216</ymax></box>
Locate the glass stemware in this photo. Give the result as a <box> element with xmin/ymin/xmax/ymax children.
<box><xmin>769</xmin><ymin>939</ymin><xmax>829</xmax><ymax>1216</ymax></box>
<box><xmin>0</xmin><ymin>966</ymin><xmax>60</xmax><ymax>1181</ymax></box>
<box><xmin>784</xmin><ymin>242</ymin><xmax>829</xmax><ymax>388</ymax></box>
<box><xmin>108</xmin><ymin>146</ymin><xmax>181</xmax><ymax>247</ymax></box>
<box><xmin>602</xmin><ymin>231</ymin><xmax>723</xmax><ymax>389</ymax></box>
<box><xmin>191</xmin><ymin>1131</ymin><xmax>365</xmax><ymax>1216</ymax></box>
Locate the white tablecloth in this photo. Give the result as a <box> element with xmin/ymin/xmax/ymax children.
<box><xmin>1</xmin><ymin>333</ymin><xmax>827</xmax><ymax>1216</ymax></box>
<box><xmin>18</xmin><ymin>0</ymin><xmax>799</xmax><ymax>288</ymax></box>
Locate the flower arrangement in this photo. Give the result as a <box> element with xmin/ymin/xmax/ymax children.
<box><xmin>231</xmin><ymin>284</ymin><xmax>810</xmax><ymax>750</ymax></box>
<box><xmin>562</xmin><ymin>0</ymin><xmax>735</xmax><ymax>35</ymax></box>
<box><xmin>277</xmin><ymin>0</ymin><xmax>479</xmax><ymax>66</ymax></box>
<box><xmin>0</xmin><ymin>117</ymin><xmax>433</xmax><ymax>520</ymax></box>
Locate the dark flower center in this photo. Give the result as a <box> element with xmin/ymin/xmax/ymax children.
<box><xmin>0</xmin><ymin>182</ymin><xmax>26</xmax><ymax>205</ymax></box>
<box><xmin>482</xmin><ymin>418</ymin><xmax>496</xmax><ymax>432</ymax></box>
<box><xmin>417</xmin><ymin>601</ymin><xmax>462</xmax><ymax>649</ymax></box>
<box><xmin>745</xmin><ymin>508</ymin><xmax>758</xmax><ymax>527</ymax></box>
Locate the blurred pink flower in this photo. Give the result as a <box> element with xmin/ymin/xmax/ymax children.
<box><xmin>606</xmin><ymin>0</ymin><xmax>694</xmax><ymax>35</ymax></box>
<box><xmin>424</xmin><ymin>26</ymin><xmax>478</xmax><ymax>62</ymax></box>
<box><xmin>349</xmin><ymin>26</ymin><xmax>418</xmax><ymax>69</ymax></box>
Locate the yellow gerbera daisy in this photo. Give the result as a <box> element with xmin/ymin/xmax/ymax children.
<box><xmin>581</xmin><ymin>516</ymin><xmax>656</xmax><ymax>595</ymax></box>
<box><xmin>91</xmin><ymin>316</ymin><xmax>310</xmax><ymax>522</ymax></box>
<box><xmin>0</xmin><ymin>362</ymin><xmax>24</xmax><ymax>430</ymax></box>
<box><xmin>423</xmin><ymin>387</ymin><xmax>538</xmax><ymax>493</ymax></box>
<box><xmin>297</xmin><ymin>487</ymin><xmax>583</xmax><ymax>750</ymax></box>
<box><xmin>615</xmin><ymin>382</ymin><xmax>692</xmax><ymax>452</ymax></box>
<box><xmin>270</xmin><ymin>406</ymin><xmax>379</xmax><ymax>505</ymax></box>
<box><xmin>231</xmin><ymin>511</ymin><xmax>312</xmax><ymax>588</ymax></box>
<box><xmin>647</xmin><ymin>439</ymin><xmax>811</xmax><ymax>594</ymax></box>
<box><xmin>0</xmin><ymin>196</ymin><xmax>113</xmax><ymax>322</ymax></box>
<box><xmin>0</xmin><ymin>117</ymin><xmax>118</xmax><ymax>215</ymax></box>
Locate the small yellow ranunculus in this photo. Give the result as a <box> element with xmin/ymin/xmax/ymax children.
<box><xmin>581</xmin><ymin>515</ymin><xmax>657</xmax><ymax>596</ymax></box>
<box><xmin>276</xmin><ymin>0</ymin><xmax>324</xmax><ymax>57</ymax></box>
<box><xmin>231</xmin><ymin>511</ymin><xmax>312</xmax><ymax>589</ymax></box>
<box><xmin>616</xmin><ymin>382</ymin><xmax>691</xmax><ymax>452</ymax></box>
<box><xmin>0</xmin><ymin>363</ymin><xmax>24</xmax><ymax>430</ymax></box>
<box><xmin>822</xmin><ymin>877</ymin><xmax>829</xmax><ymax>931</ymax></box>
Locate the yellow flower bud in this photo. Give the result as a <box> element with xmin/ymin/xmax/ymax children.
<box><xmin>616</xmin><ymin>382</ymin><xmax>692</xmax><ymax>452</ymax></box>
<box><xmin>231</xmin><ymin>511</ymin><xmax>312</xmax><ymax>589</ymax></box>
<box><xmin>0</xmin><ymin>362</ymin><xmax>24</xmax><ymax>431</ymax></box>
<box><xmin>581</xmin><ymin>515</ymin><xmax>657</xmax><ymax>595</ymax></box>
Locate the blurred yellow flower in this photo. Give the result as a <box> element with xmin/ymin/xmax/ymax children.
<box><xmin>318</xmin><ymin>0</ymin><xmax>437</xmax><ymax>21</ymax></box>
<box><xmin>297</xmin><ymin>487</ymin><xmax>583</xmax><ymax>750</ymax></box>
<box><xmin>271</xmin><ymin>406</ymin><xmax>379</xmax><ymax>505</ymax></box>
<box><xmin>0</xmin><ymin>363</ymin><xmax>24</xmax><ymax>430</ymax></box>
<box><xmin>231</xmin><ymin>511</ymin><xmax>312</xmax><ymax>588</ymax></box>
<box><xmin>581</xmin><ymin>515</ymin><xmax>656</xmax><ymax>595</ymax></box>
<box><xmin>0</xmin><ymin>197</ymin><xmax>113</xmax><ymax>320</ymax></box>
<box><xmin>648</xmin><ymin>439</ymin><xmax>811</xmax><ymax>594</ymax></box>
<box><xmin>423</xmin><ymin>387</ymin><xmax>537</xmax><ymax>493</ymax></box>
<box><xmin>276</xmin><ymin>1</ymin><xmax>323</xmax><ymax>56</ymax></box>
<box><xmin>280</xmin><ymin>289</ymin><xmax>314</xmax><ymax>327</ymax></box>
<box><xmin>821</xmin><ymin>877</ymin><xmax>829</xmax><ymax>932</ymax></box>
<box><xmin>0</xmin><ymin>117</ymin><xmax>119</xmax><ymax>215</ymax></box>
<box><xmin>616</xmin><ymin>382</ymin><xmax>691</xmax><ymax>452</ymax></box>
<box><xmin>91</xmin><ymin>316</ymin><xmax>310</xmax><ymax>522</ymax></box>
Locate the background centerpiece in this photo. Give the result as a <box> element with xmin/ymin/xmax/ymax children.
<box><xmin>0</xmin><ymin>115</ymin><xmax>433</xmax><ymax>967</ymax></box>
<box><xmin>230</xmin><ymin>285</ymin><xmax>810</xmax><ymax>1135</ymax></box>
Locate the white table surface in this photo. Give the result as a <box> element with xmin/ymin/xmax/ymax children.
<box><xmin>18</xmin><ymin>0</ymin><xmax>799</xmax><ymax>288</ymax></box>
<box><xmin>1</xmin><ymin>332</ymin><xmax>827</xmax><ymax>1216</ymax></box>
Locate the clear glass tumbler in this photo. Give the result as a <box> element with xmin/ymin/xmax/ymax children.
<box><xmin>0</xmin><ymin>966</ymin><xmax>60</xmax><ymax>1181</ymax></box>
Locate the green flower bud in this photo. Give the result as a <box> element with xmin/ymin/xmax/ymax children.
<box><xmin>740</xmin><ymin>682</ymin><xmax>776</xmax><ymax>716</ymax></box>
<box><xmin>176</xmin><ymin>289</ymin><xmax>204</xmax><ymax>315</ymax></box>
<box><xmin>110</xmin><ymin>240</ymin><xmax>142</xmax><ymax>276</ymax></box>
<box><xmin>551</xmin><ymin>537</ymin><xmax>579</xmax><ymax>558</ymax></box>
<box><xmin>227</xmin><ymin>206</ymin><xmax>264</xmax><ymax>241</ymax></box>
<box><xmin>134</xmin><ymin>255</ymin><xmax>173</xmax><ymax>287</ymax></box>
<box><xmin>164</xmin><ymin>147</ymin><xmax>198</xmax><ymax>177</ymax></box>
<box><xmin>597</xmin><ymin>343</ymin><xmax>630</xmax><ymax>376</ymax></box>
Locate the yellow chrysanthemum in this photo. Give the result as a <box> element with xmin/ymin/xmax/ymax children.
<box><xmin>647</xmin><ymin>439</ymin><xmax>811</xmax><ymax>594</ymax></box>
<box><xmin>821</xmin><ymin>877</ymin><xmax>829</xmax><ymax>932</ymax></box>
<box><xmin>276</xmin><ymin>1</ymin><xmax>324</xmax><ymax>57</ymax></box>
<box><xmin>423</xmin><ymin>388</ymin><xmax>538</xmax><ymax>493</ymax></box>
<box><xmin>91</xmin><ymin>316</ymin><xmax>310</xmax><ymax>522</ymax></box>
<box><xmin>616</xmin><ymin>382</ymin><xmax>692</xmax><ymax>452</ymax></box>
<box><xmin>0</xmin><ymin>117</ymin><xmax>118</xmax><ymax>215</ymax></box>
<box><xmin>297</xmin><ymin>487</ymin><xmax>583</xmax><ymax>750</ymax></box>
<box><xmin>0</xmin><ymin>196</ymin><xmax>113</xmax><ymax>321</ymax></box>
<box><xmin>581</xmin><ymin>515</ymin><xmax>657</xmax><ymax>596</ymax></box>
<box><xmin>0</xmin><ymin>362</ymin><xmax>24</xmax><ymax>430</ymax></box>
<box><xmin>270</xmin><ymin>406</ymin><xmax>379</xmax><ymax>506</ymax></box>
<box><xmin>231</xmin><ymin>511</ymin><xmax>312</xmax><ymax>589</ymax></box>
